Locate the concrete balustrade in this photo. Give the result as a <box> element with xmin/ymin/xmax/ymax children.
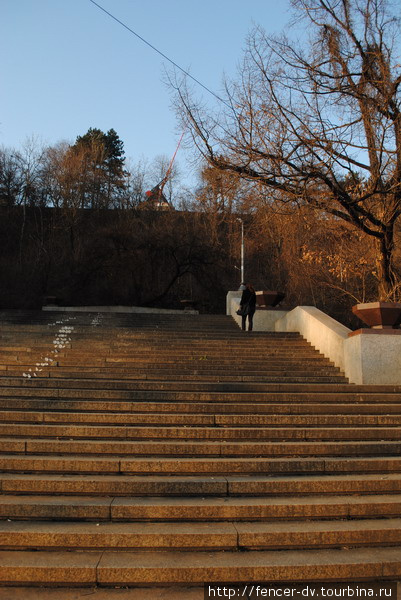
<box><xmin>275</xmin><ymin>306</ymin><xmax>350</xmax><ymax>378</ymax></box>
<box><xmin>227</xmin><ymin>291</ymin><xmax>401</xmax><ymax>385</ymax></box>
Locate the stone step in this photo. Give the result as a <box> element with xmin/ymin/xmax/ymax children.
<box><xmin>0</xmin><ymin>411</ymin><xmax>215</xmax><ymax>425</ymax></box>
<box><xmin>4</xmin><ymin>356</ymin><xmax>329</xmax><ymax>367</ymax></box>
<box><xmin>2</xmin><ymin>336</ymin><xmax>269</xmax><ymax>344</ymax></box>
<box><xmin>4</xmin><ymin>371</ymin><xmax>348</xmax><ymax>383</ymax></box>
<box><xmin>62</xmin><ymin>352</ymin><xmax>325</xmax><ymax>362</ymax></box>
<box><xmin>1</xmin><ymin>386</ymin><xmax>401</xmax><ymax>402</ymax></box>
<box><xmin>0</xmin><ymin>474</ymin><xmax>229</xmax><ymax>496</ymax></box>
<box><xmin>0</xmin><ymin>345</ymin><xmax>319</xmax><ymax>353</ymax></box>
<box><xmin>0</xmin><ymin>331</ymin><xmax>305</xmax><ymax>340</ymax></box>
<box><xmin>1</xmin><ymin>329</ymin><xmax>249</xmax><ymax>337</ymax></box>
<box><xmin>2</xmin><ymin>410</ymin><xmax>401</xmax><ymax>427</ymax></box>
<box><xmin>0</xmin><ymin>355</ymin><xmax>337</xmax><ymax>366</ymax></box>
<box><xmin>3</xmin><ymin>438</ymin><xmax>401</xmax><ymax>457</ymax></box>
<box><xmin>0</xmin><ymin>333</ymin><xmax>305</xmax><ymax>341</ymax></box>
<box><xmin>0</xmin><ymin>363</ymin><xmax>342</xmax><ymax>375</ymax></box>
<box><xmin>0</xmin><ymin>330</ymin><xmax>277</xmax><ymax>339</ymax></box>
<box><xmin>2</xmin><ymin>454</ymin><xmax>401</xmax><ymax>475</ymax></box>
<box><xmin>0</xmin><ymin>309</ymin><xmax>400</xmax><ymax>591</ymax></box>
<box><xmin>71</xmin><ymin>351</ymin><xmax>323</xmax><ymax>359</ymax></box>
<box><xmin>216</xmin><ymin>414</ymin><xmax>401</xmax><ymax>425</ymax></box>
<box><xmin>1</xmin><ymin>423</ymin><xmax>400</xmax><ymax>440</ymax></box>
<box><xmin>4</xmin><ymin>362</ymin><xmax>342</xmax><ymax>374</ymax></box>
<box><xmin>86</xmin><ymin>338</ymin><xmax>303</xmax><ymax>344</ymax></box>
<box><xmin>3</xmin><ymin>473</ymin><xmax>401</xmax><ymax>497</ymax></box>
<box><xmin>0</xmin><ymin>382</ymin><xmax>396</xmax><ymax>398</ymax></box>
<box><xmin>0</xmin><ymin>336</ymin><xmax>308</xmax><ymax>343</ymax></box>
<box><xmin>1</xmin><ymin>377</ymin><xmax>398</xmax><ymax>394</ymax></box>
<box><xmin>62</xmin><ymin>365</ymin><xmax>342</xmax><ymax>374</ymax></box>
<box><xmin>0</xmin><ymin>379</ymin><xmax>364</xmax><ymax>392</ymax></box>
<box><xmin>2</xmin><ymin>386</ymin><xmax>382</xmax><ymax>402</ymax></box>
<box><xmin>2</xmin><ymin>399</ymin><xmax>401</xmax><ymax>415</ymax></box>
<box><xmin>58</xmin><ymin>375</ymin><xmax>348</xmax><ymax>384</ymax></box>
<box><xmin>0</xmin><ymin>521</ymin><xmax>238</xmax><ymax>551</ymax></box>
<box><xmin>0</xmin><ymin>318</ymin><xmax>293</xmax><ymax>328</ymax></box>
<box><xmin>1</xmin><ymin>518</ymin><xmax>401</xmax><ymax>551</ymax></box>
<box><xmin>1</xmin><ymin>493</ymin><xmax>401</xmax><ymax>521</ymax></box>
<box><xmin>0</xmin><ymin>339</ymin><xmax>307</xmax><ymax>348</ymax></box>
<box><xmin>0</xmin><ymin>586</ymin><xmax>205</xmax><ymax>599</ymax></box>
<box><xmin>1</xmin><ymin>546</ymin><xmax>401</xmax><ymax>586</ymax></box>
<box><xmin>0</xmin><ymin>345</ymin><xmax>329</xmax><ymax>353</ymax></box>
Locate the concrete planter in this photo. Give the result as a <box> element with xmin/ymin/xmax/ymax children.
<box><xmin>256</xmin><ymin>290</ymin><xmax>285</xmax><ymax>308</ymax></box>
<box><xmin>352</xmin><ymin>301</ymin><xmax>401</xmax><ymax>329</ymax></box>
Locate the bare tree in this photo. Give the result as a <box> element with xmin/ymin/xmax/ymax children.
<box><xmin>194</xmin><ymin>163</ymin><xmax>248</xmax><ymax>215</ymax></box>
<box><xmin>175</xmin><ymin>0</ymin><xmax>401</xmax><ymax>300</ymax></box>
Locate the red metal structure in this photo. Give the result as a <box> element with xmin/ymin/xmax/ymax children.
<box><xmin>145</xmin><ymin>131</ymin><xmax>185</xmax><ymax>207</ymax></box>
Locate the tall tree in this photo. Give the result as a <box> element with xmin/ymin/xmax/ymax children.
<box><xmin>71</xmin><ymin>128</ymin><xmax>127</xmax><ymax>208</ymax></box>
<box><xmin>175</xmin><ymin>0</ymin><xmax>401</xmax><ymax>300</ymax></box>
<box><xmin>0</xmin><ymin>147</ymin><xmax>22</xmax><ymax>207</ymax></box>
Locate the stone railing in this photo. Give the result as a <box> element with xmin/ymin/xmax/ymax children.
<box><xmin>227</xmin><ymin>291</ymin><xmax>401</xmax><ymax>385</ymax></box>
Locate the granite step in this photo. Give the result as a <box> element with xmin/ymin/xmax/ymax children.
<box><xmin>0</xmin><ymin>520</ymin><xmax>239</xmax><ymax>551</ymax></box>
<box><xmin>0</xmin><ymin>338</ymin><xmax>313</xmax><ymax>346</ymax></box>
<box><xmin>0</xmin><ymin>341</ymin><xmax>317</xmax><ymax>349</ymax></box>
<box><xmin>0</xmin><ymin>411</ymin><xmax>216</xmax><ymax>426</ymax></box>
<box><xmin>3</xmin><ymin>473</ymin><xmax>401</xmax><ymax>497</ymax></box>
<box><xmin>55</xmin><ymin>357</ymin><xmax>333</xmax><ymax>367</ymax></box>
<box><xmin>0</xmin><ymin>357</ymin><xmax>339</xmax><ymax>367</ymax></box>
<box><xmin>1</xmin><ymin>423</ymin><xmax>401</xmax><ymax>441</ymax></box>
<box><xmin>1</xmin><ymin>386</ymin><xmax>382</xmax><ymax>401</ymax></box>
<box><xmin>2</xmin><ymin>399</ymin><xmax>401</xmax><ymax>416</ymax></box>
<box><xmin>1</xmin><ymin>546</ymin><xmax>401</xmax><ymax>586</ymax></box>
<box><xmin>0</xmin><ymin>309</ymin><xmax>400</xmax><ymax>590</ymax></box>
<box><xmin>0</xmin><ymin>335</ymin><xmax>309</xmax><ymax>341</ymax></box>
<box><xmin>1</xmin><ymin>493</ymin><xmax>401</xmax><ymax>521</ymax></box>
<box><xmin>4</xmin><ymin>364</ymin><xmax>343</xmax><ymax>375</ymax></box>
<box><xmin>2</xmin><ymin>455</ymin><xmax>401</xmax><ymax>475</ymax></box>
<box><xmin>0</xmin><ymin>474</ymin><xmax>229</xmax><ymax>496</ymax></box>
<box><xmin>1</xmin><ymin>386</ymin><xmax>401</xmax><ymax>401</ymax></box>
<box><xmin>0</xmin><ymin>334</ymin><xmax>305</xmax><ymax>342</ymax></box>
<box><xmin>1</xmin><ymin>518</ymin><xmax>401</xmax><ymax>551</ymax></box>
<box><xmin>0</xmin><ymin>586</ymin><xmax>205</xmax><ymax>599</ymax></box>
<box><xmin>0</xmin><ymin>379</ymin><xmax>363</xmax><ymax>391</ymax></box>
<box><xmin>0</xmin><ymin>409</ymin><xmax>401</xmax><ymax>426</ymax></box>
<box><xmin>2</xmin><ymin>410</ymin><xmax>401</xmax><ymax>427</ymax></box>
<box><xmin>3</xmin><ymin>438</ymin><xmax>401</xmax><ymax>457</ymax></box>
<box><xmin>3</xmin><ymin>372</ymin><xmax>348</xmax><ymax>383</ymax></box>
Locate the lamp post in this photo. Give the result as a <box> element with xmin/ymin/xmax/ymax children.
<box><xmin>236</xmin><ymin>217</ymin><xmax>244</xmax><ymax>287</ymax></box>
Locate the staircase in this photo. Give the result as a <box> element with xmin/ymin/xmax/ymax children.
<box><xmin>0</xmin><ymin>310</ymin><xmax>401</xmax><ymax>598</ymax></box>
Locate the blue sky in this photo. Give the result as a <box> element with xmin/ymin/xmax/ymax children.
<box><xmin>1</xmin><ymin>0</ymin><xmax>292</xmax><ymax>184</ymax></box>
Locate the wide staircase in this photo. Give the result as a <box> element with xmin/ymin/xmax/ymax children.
<box><xmin>0</xmin><ymin>310</ymin><xmax>401</xmax><ymax>599</ymax></box>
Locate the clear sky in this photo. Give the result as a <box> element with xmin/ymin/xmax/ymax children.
<box><xmin>1</xmin><ymin>0</ymin><xmax>292</xmax><ymax>184</ymax></box>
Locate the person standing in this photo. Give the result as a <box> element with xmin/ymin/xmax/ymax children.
<box><xmin>240</xmin><ymin>283</ymin><xmax>256</xmax><ymax>331</ymax></box>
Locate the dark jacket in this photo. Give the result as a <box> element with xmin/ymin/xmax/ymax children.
<box><xmin>240</xmin><ymin>288</ymin><xmax>256</xmax><ymax>313</ymax></box>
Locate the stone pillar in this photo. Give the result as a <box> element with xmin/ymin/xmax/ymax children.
<box><xmin>344</xmin><ymin>329</ymin><xmax>401</xmax><ymax>385</ymax></box>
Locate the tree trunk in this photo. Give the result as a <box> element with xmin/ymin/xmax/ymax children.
<box><xmin>375</xmin><ymin>228</ymin><xmax>397</xmax><ymax>301</ymax></box>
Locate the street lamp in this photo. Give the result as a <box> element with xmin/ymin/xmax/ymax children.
<box><xmin>236</xmin><ymin>217</ymin><xmax>245</xmax><ymax>288</ymax></box>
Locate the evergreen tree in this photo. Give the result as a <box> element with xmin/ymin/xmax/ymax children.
<box><xmin>72</xmin><ymin>128</ymin><xmax>127</xmax><ymax>208</ymax></box>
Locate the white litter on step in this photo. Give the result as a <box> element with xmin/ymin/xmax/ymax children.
<box><xmin>22</xmin><ymin>316</ymin><xmax>76</xmax><ymax>379</ymax></box>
